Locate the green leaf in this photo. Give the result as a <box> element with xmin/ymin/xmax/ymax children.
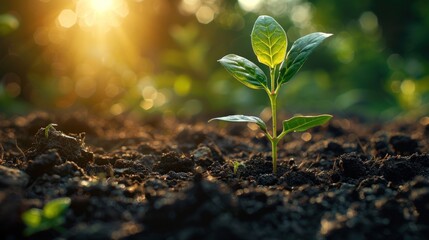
<box><xmin>251</xmin><ymin>15</ymin><xmax>287</xmax><ymax>68</ymax></box>
<box><xmin>44</xmin><ymin>123</ymin><xmax>58</xmax><ymax>138</ymax></box>
<box><xmin>282</xmin><ymin>114</ymin><xmax>332</xmax><ymax>135</ymax></box>
<box><xmin>22</xmin><ymin>208</ymin><xmax>43</xmax><ymax>228</ymax></box>
<box><xmin>43</xmin><ymin>197</ymin><xmax>71</xmax><ymax>219</ymax></box>
<box><xmin>279</xmin><ymin>32</ymin><xmax>332</xmax><ymax>85</ymax></box>
<box><xmin>233</xmin><ymin>161</ymin><xmax>245</xmax><ymax>175</ymax></box>
<box><xmin>218</xmin><ymin>54</ymin><xmax>268</xmax><ymax>90</ymax></box>
<box><xmin>209</xmin><ymin>115</ymin><xmax>267</xmax><ymax>132</ymax></box>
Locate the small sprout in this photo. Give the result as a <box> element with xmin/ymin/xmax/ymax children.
<box><xmin>210</xmin><ymin>15</ymin><xmax>333</xmax><ymax>174</ymax></box>
<box><xmin>233</xmin><ymin>161</ymin><xmax>245</xmax><ymax>175</ymax></box>
<box><xmin>21</xmin><ymin>197</ymin><xmax>71</xmax><ymax>236</ymax></box>
<box><xmin>44</xmin><ymin>123</ymin><xmax>58</xmax><ymax>138</ymax></box>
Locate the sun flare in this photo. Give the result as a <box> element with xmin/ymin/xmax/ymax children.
<box><xmin>90</xmin><ymin>0</ymin><xmax>115</xmax><ymax>13</ymax></box>
<box><xmin>75</xmin><ymin>0</ymin><xmax>129</xmax><ymax>30</ymax></box>
<box><xmin>51</xmin><ymin>0</ymin><xmax>139</xmax><ymax>108</ymax></box>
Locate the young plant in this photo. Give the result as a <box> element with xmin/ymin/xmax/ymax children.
<box><xmin>21</xmin><ymin>197</ymin><xmax>71</xmax><ymax>236</ymax></box>
<box><xmin>232</xmin><ymin>161</ymin><xmax>245</xmax><ymax>175</ymax></box>
<box><xmin>44</xmin><ymin>123</ymin><xmax>58</xmax><ymax>138</ymax></box>
<box><xmin>210</xmin><ymin>15</ymin><xmax>333</xmax><ymax>174</ymax></box>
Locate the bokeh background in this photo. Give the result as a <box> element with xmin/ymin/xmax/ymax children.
<box><xmin>1</xmin><ymin>0</ymin><xmax>428</xmax><ymax>120</ymax></box>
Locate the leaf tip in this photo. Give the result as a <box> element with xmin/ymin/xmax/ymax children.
<box><xmin>256</xmin><ymin>15</ymin><xmax>269</xmax><ymax>20</ymax></box>
<box><xmin>318</xmin><ymin>32</ymin><xmax>334</xmax><ymax>39</ymax></box>
<box><xmin>319</xmin><ymin>114</ymin><xmax>334</xmax><ymax>121</ymax></box>
<box><xmin>321</xmin><ymin>114</ymin><xmax>333</xmax><ymax>124</ymax></box>
<box><xmin>217</xmin><ymin>56</ymin><xmax>226</xmax><ymax>63</ymax></box>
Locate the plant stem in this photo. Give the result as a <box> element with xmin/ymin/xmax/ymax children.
<box><xmin>271</xmin><ymin>138</ymin><xmax>278</xmax><ymax>174</ymax></box>
<box><xmin>270</xmin><ymin>68</ymin><xmax>276</xmax><ymax>92</ymax></box>
<box><xmin>269</xmin><ymin>93</ymin><xmax>278</xmax><ymax>174</ymax></box>
<box><xmin>269</xmin><ymin>67</ymin><xmax>279</xmax><ymax>174</ymax></box>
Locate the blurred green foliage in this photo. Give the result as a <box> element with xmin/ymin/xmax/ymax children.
<box><xmin>22</xmin><ymin>197</ymin><xmax>71</xmax><ymax>236</ymax></box>
<box><xmin>0</xmin><ymin>0</ymin><xmax>428</xmax><ymax>120</ymax></box>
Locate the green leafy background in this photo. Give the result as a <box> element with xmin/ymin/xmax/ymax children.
<box><xmin>1</xmin><ymin>0</ymin><xmax>428</xmax><ymax>121</ymax></box>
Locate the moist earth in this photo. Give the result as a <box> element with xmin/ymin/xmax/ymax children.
<box><xmin>1</xmin><ymin>112</ymin><xmax>429</xmax><ymax>239</ymax></box>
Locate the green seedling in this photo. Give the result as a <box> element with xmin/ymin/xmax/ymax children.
<box><xmin>44</xmin><ymin>123</ymin><xmax>58</xmax><ymax>138</ymax></box>
<box><xmin>210</xmin><ymin>15</ymin><xmax>333</xmax><ymax>174</ymax></box>
<box><xmin>21</xmin><ymin>197</ymin><xmax>71</xmax><ymax>236</ymax></box>
<box><xmin>233</xmin><ymin>161</ymin><xmax>245</xmax><ymax>175</ymax></box>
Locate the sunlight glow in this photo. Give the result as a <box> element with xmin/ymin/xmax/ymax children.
<box><xmin>238</xmin><ymin>0</ymin><xmax>263</xmax><ymax>12</ymax></box>
<box><xmin>110</xmin><ymin>103</ymin><xmax>124</xmax><ymax>115</ymax></box>
<box><xmin>140</xmin><ymin>99</ymin><xmax>154</xmax><ymax>110</ymax></box>
<box><xmin>75</xmin><ymin>0</ymin><xmax>129</xmax><ymax>30</ymax></box>
<box><xmin>90</xmin><ymin>0</ymin><xmax>115</xmax><ymax>13</ymax></box>
<box><xmin>196</xmin><ymin>6</ymin><xmax>215</xmax><ymax>24</ymax></box>
<box><xmin>301</xmin><ymin>132</ymin><xmax>312</xmax><ymax>142</ymax></box>
<box><xmin>401</xmin><ymin>79</ymin><xmax>415</xmax><ymax>95</ymax></box>
<box><xmin>31</xmin><ymin>0</ymin><xmax>169</xmax><ymax>111</ymax></box>
<box><xmin>179</xmin><ymin>0</ymin><xmax>219</xmax><ymax>24</ymax></box>
<box><xmin>58</xmin><ymin>9</ymin><xmax>77</xmax><ymax>28</ymax></box>
<box><xmin>291</xmin><ymin>3</ymin><xmax>312</xmax><ymax>28</ymax></box>
<box><xmin>47</xmin><ymin>0</ymin><xmax>142</xmax><ymax>107</ymax></box>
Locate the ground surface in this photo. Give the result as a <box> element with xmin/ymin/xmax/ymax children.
<box><xmin>1</xmin><ymin>112</ymin><xmax>429</xmax><ymax>239</ymax></box>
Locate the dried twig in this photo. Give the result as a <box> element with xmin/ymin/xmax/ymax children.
<box><xmin>15</xmin><ymin>139</ymin><xmax>26</xmax><ymax>161</ymax></box>
<box><xmin>0</xmin><ymin>142</ymin><xmax>4</xmax><ymax>162</ymax></box>
<box><xmin>355</xmin><ymin>135</ymin><xmax>367</xmax><ymax>155</ymax></box>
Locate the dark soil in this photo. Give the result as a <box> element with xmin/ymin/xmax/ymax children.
<box><xmin>1</xmin><ymin>112</ymin><xmax>429</xmax><ymax>239</ymax></box>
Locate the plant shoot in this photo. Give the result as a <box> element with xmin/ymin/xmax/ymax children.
<box><xmin>210</xmin><ymin>15</ymin><xmax>333</xmax><ymax>174</ymax></box>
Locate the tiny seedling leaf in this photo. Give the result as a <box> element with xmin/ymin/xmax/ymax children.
<box><xmin>218</xmin><ymin>54</ymin><xmax>268</xmax><ymax>90</ymax></box>
<box><xmin>22</xmin><ymin>208</ymin><xmax>43</xmax><ymax>228</ymax></box>
<box><xmin>251</xmin><ymin>15</ymin><xmax>287</xmax><ymax>68</ymax></box>
<box><xmin>43</xmin><ymin>197</ymin><xmax>71</xmax><ymax>219</ymax></box>
<box><xmin>279</xmin><ymin>32</ymin><xmax>332</xmax><ymax>84</ymax></box>
<box><xmin>22</xmin><ymin>197</ymin><xmax>71</xmax><ymax>236</ymax></box>
<box><xmin>233</xmin><ymin>162</ymin><xmax>239</xmax><ymax>174</ymax></box>
<box><xmin>209</xmin><ymin>115</ymin><xmax>267</xmax><ymax>132</ymax></box>
<box><xmin>282</xmin><ymin>114</ymin><xmax>332</xmax><ymax>135</ymax></box>
<box><xmin>44</xmin><ymin>123</ymin><xmax>58</xmax><ymax>138</ymax></box>
<box><xmin>233</xmin><ymin>161</ymin><xmax>245</xmax><ymax>175</ymax></box>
